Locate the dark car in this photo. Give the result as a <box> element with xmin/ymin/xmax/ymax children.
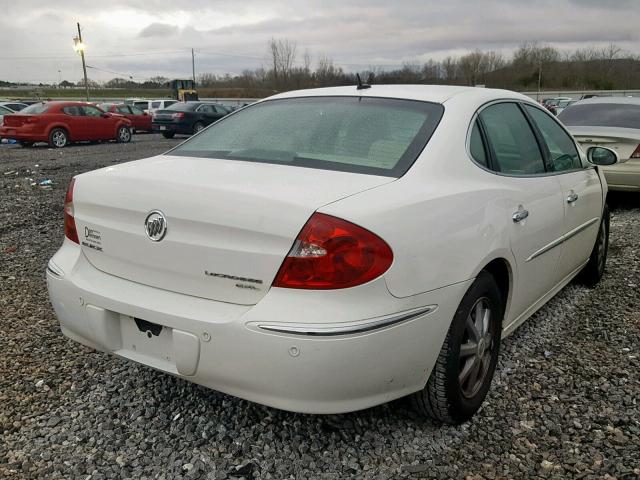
<box><xmin>152</xmin><ymin>101</ymin><xmax>229</xmax><ymax>138</ymax></box>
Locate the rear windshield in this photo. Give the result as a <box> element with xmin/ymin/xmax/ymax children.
<box><xmin>559</xmin><ymin>103</ymin><xmax>640</xmax><ymax>129</ymax></box>
<box><xmin>166</xmin><ymin>102</ymin><xmax>196</xmax><ymax>112</ymax></box>
<box><xmin>170</xmin><ymin>96</ymin><xmax>443</xmax><ymax>177</ymax></box>
<box><xmin>20</xmin><ymin>103</ymin><xmax>49</xmax><ymax>114</ymax></box>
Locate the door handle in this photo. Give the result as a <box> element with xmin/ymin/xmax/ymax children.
<box><xmin>567</xmin><ymin>193</ymin><xmax>579</xmax><ymax>204</ymax></box>
<box><xmin>512</xmin><ymin>209</ymin><xmax>529</xmax><ymax>223</ymax></box>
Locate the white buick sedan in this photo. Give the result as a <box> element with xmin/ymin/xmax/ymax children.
<box><xmin>47</xmin><ymin>85</ymin><xmax>618</xmax><ymax>423</ymax></box>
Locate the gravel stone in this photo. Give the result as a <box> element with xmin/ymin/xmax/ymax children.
<box><xmin>1</xmin><ymin>135</ymin><xmax>639</xmax><ymax>479</ymax></box>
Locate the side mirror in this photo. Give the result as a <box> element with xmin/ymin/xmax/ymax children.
<box><xmin>587</xmin><ymin>146</ymin><xmax>619</xmax><ymax>166</ymax></box>
<box><xmin>101</xmin><ymin>112</ymin><xmax>110</xmax><ymax>118</ymax></box>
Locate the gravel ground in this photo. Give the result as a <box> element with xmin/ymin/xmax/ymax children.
<box><xmin>1</xmin><ymin>135</ymin><xmax>639</xmax><ymax>479</ymax></box>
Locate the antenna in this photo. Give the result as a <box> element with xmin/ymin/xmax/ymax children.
<box><xmin>356</xmin><ymin>73</ymin><xmax>371</xmax><ymax>90</ymax></box>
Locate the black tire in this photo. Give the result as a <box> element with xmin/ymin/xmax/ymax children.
<box><xmin>48</xmin><ymin>128</ymin><xmax>68</xmax><ymax>148</ymax></box>
<box><xmin>411</xmin><ymin>271</ymin><xmax>503</xmax><ymax>424</ymax></box>
<box><xmin>577</xmin><ymin>204</ymin><xmax>609</xmax><ymax>287</ymax></box>
<box><xmin>192</xmin><ymin>122</ymin><xmax>205</xmax><ymax>134</ymax></box>
<box><xmin>162</xmin><ymin>132</ymin><xmax>175</xmax><ymax>139</ymax></box>
<box><xmin>116</xmin><ymin>125</ymin><xmax>132</xmax><ymax>143</ymax></box>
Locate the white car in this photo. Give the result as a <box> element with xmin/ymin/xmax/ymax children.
<box><xmin>559</xmin><ymin>96</ymin><xmax>640</xmax><ymax>191</ymax></box>
<box><xmin>125</xmin><ymin>99</ymin><xmax>177</xmax><ymax>114</ymax></box>
<box><xmin>47</xmin><ymin>85</ymin><xmax>618</xmax><ymax>423</ymax></box>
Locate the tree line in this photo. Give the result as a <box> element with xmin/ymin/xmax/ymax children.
<box><xmin>4</xmin><ymin>40</ymin><xmax>640</xmax><ymax>96</ymax></box>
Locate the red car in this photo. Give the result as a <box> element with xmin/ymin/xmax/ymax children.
<box><xmin>0</xmin><ymin>101</ymin><xmax>132</xmax><ymax>148</ymax></box>
<box><xmin>99</xmin><ymin>103</ymin><xmax>152</xmax><ymax>133</ymax></box>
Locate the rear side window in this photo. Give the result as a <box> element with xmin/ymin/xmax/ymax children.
<box><xmin>559</xmin><ymin>103</ymin><xmax>640</xmax><ymax>129</ymax></box>
<box><xmin>171</xmin><ymin>96</ymin><xmax>444</xmax><ymax>177</ymax></box>
<box><xmin>524</xmin><ymin>105</ymin><xmax>581</xmax><ymax>172</ymax></box>
<box><xmin>134</xmin><ymin>102</ymin><xmax>148</xmax><ymax>110</ymax></box>
<box><xmin>63</xmin><ymin>106</ymin><xmax>82</xmax><ymax>116</ymax></box>
<box><xmin>479</xmin><ymin>103</ymin><xmax>545</xmax><ymax>175</ymax></box>
<box><xmin>116</xmin><ymin>105</ymin><xmax>130</xmax><ymax>114</ymax></box>
<box><xmin>164</xmin><ymin>101</ymin><xmax>177</xmax><ymax>107</ymax></box>
<box><xmin>151</xmin><ymin>102</ymin><xmax>161</xmax><ymax>108</ymax></box>
<box><xmin>469</xmin><ymin>121</ymin><xmax>487</xmax><ymax>167</ymax></box>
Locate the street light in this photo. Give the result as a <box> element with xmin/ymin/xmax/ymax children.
<box><xmin>73</xmin><ymin>23</ymin><xmax>89</xmax><ymax>101</ymax></box>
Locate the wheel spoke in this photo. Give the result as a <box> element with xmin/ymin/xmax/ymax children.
<box><xmin>459</xmin><ymin>356</ymin><xmax>476</xmax><ymax>384</ymax></box>
<box><xmin>467</xmin><ymin>357</ymin><xmax>481</xmax><ymax>389</ymax></box>
<box><xmin>460</xmin><ymin>341</ymin><xmax>477</xmax><ymax>358</ymax></box>
<box><xmin>482</xmin><ymin>307</ymin><xmax>491</xmax><ymax>335</ymax></box>
<box><xmin>466</xmin><ymin>315</ymin><xmax>480</xmax><ymax>341</ymax></box>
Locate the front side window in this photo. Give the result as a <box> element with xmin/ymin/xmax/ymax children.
<box><xmin>134</xmin><ymin>102</ymin><xmax>148</xmax><ymax>110</ymax></box>
<box><xmin>197</xmin><ymin>104</ymin><xmax>215</xmax><ymax>113</ymax></box>
<box><xmin>171</xmin><ymin>96</ymin><xmax>444</xmax><ymax>177</ymax></box>
<box><xmin>558</xmin><ymin>102</ymin><xmax>640</xmax><ymax>129</ymax></box>
<box><xmin>524</xmin><ymin>105</ymin><xmax>581</xmax><ymax>172</ymax></box>
<box><xmin>82</xmin><ymin>105</ymin><xmax>104</xmax><ymax>117</ymax></box>
<box><xmin>116</xmin><ymin>105</ymin><xmax>130</xmax><ymax>114</ymax></box>
<box><xmin>151</xmin><ymin>102</ymin><xmax>161</xmax><ymax>108</ymax></box>
<box><xmin>164</xmin><ymin>100</ymin><xmax>176</xmax><ymax>107</ymax></box>
<box><xmin>130</xmin><ymin>106</ymin><xmax>145</xmax><ymax>115</ymax></box>
<box><xmin>479</xmin><ymin>103</ymin><xmax>545</xmax><ymax>175</ymax></box>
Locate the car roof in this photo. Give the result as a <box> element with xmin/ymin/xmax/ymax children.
<box><xmin>266</xmin><ymin>84</ymin><xmax>528</xmax><ymax>104</ymax></box>
<box><xmin>572</xmin><ymin>96</ymin><xmax>640</xmax><ymax>106</ymax></box>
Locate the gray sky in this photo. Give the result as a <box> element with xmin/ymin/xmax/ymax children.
<box><xmin>1</xmin><ymin>0</ymin><xmax>638</xmax><ymax>83</ymax></box>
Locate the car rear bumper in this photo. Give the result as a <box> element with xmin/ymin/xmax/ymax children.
<box><xmin>602</xmin><ymin>160</ymin><xmax>640</xmax><ymax>191</ymax></box>
<box><xmin>0</xmin><ymin>127</ymin><xmax>46</xmax><ymax>142</ymax></box>
<box><xmin>46</xmin><ymin>240</ymin><xmax>468</xmax><ymax>414</ymax></box>
<box><xmin>152</xmin><ymin>123</ymin><xmax>192</xmax><ymax>134</ymax></box>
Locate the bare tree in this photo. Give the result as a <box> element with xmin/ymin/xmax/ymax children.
<box><xmin>268</xmin><ymin>38</ymin><xmax>297</xmax><ymax>87</ymax></box>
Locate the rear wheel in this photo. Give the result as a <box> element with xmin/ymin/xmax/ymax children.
<box><xmin>411</xmin><ymin>271</ymin><xmax>503</xmax><ymax>424</ymax></box>
<box><xmin>116</xmin><ymin>125</ymin><xmax>132</xmax><ymax>143</ymax></box>
<box><xmin>577</xmin><ymin>204</ymin><xmax>609</xmax><ymax>287</ymax></box>
<box><xmin>48</xmin><ymin>128</ymin><xmax>68</xmax><ymax>148</ymax></box>
<box><xmin>193</xmin><ymin>122</ymin><xmax>205</xmax><ymax>134</ymax></box>
<box><xmin>162</xmin><ymin>132</ymin><xmax>175</xmax><ymax>139</ymax></box>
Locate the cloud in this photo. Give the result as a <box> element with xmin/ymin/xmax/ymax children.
<box><xmin>138</xmin><ymin>23</ymin><xmax>180</xmax><ymax>38</ymax></box>
<box><xmin>1</xmin><ymin>0</ymin><xmax>639</xmax><ymax>83</ymax></box>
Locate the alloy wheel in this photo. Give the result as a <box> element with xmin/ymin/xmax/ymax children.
<box><xmin>52</xmin><ymin>130</ymin><xmax>67</xmax><ymax>147</ymax></box>
<box><xmin>459</xmin><ymin>297</ymin><xmax>494</xmax><ymax>398</ymax></box>
<box><xmin>119</xmin><ymin>127</ymin><xmax>131</xmax><ymax>142</ymax></box>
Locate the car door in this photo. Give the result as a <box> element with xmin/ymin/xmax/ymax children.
<box><xmin>61</xmin><ymin>105</ymin><xmax>86</xmax><ymax>140</ymax></box>
<box><xmin>81</xmin><ymin>105</ymin><xmax>111</xmax><ymax>140</ymax></box>
<box><xmin>477</xmin><ymin>102</ymin><xmax>567</xmax><ymax>321</ymax></box>
<box><xmin>523</xmin><ymin>104</ymin><xmax>603</xmax><ymax>280</ymax></box>
<box><xmin>195</xmin><ymin>104</ymin><xmax>220</xmax><ymax>126</ymax></box>
<box><xmin>129</xmin><ymin>105</ymin><xmax>150</xmax><ymax>131</ymax></box>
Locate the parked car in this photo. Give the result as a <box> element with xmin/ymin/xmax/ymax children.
<box><xmin>0</xmin><ymin>101</ymin><xmax>28</xmax><ymax>112</ymax></box>
<box><xmin>554</xmin><ymin>99</ymin><xmax>576</xmax><ymax>115</ymax></box>
<box><xmin>0</xmin><ymin>101</ymin><xmax>132</xmax><ymax>148</ymax></box>
<box><xmin>47</xmin><ymin>85</ymin><xmax>617</xmax><ymax>424</ymax></box>
<box><xmin>0</xmin><ymin>105</ymin><xmax>13</xmax><ymax>126</ymax></box>
<box><xmin>100</xmin><ymin>103</ymin><xmax>152</xmax><ymax>133</ymax></box>
<box><xmin>124</xmin><ymin>99</ymin><xmax>177</xmax><ymax>114</ymax></box>
<box><xmin>559</xmin><ymin>97</ymin><xmax>640</xmax><ymax>191</ymax></box>
<box><xmin>544</xmin><ymin>97</ymin><xmax>572</xmax><ymax>115</ymax></box>
<box><xmin>152</xmin><ymin>101</ymin><xmax>229</xmax><ymax>138</ymax></box>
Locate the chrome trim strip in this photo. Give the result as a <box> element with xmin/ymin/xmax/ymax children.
<box><xmin>256</xmin><ymin>305</ymin><xmax>438</xmax><ymax>336</ymax></box>
<box><xmin>46</xmin><ymin>262</ymin><xmax>64</xmax><ymax>278</ymax></box>
<box><xmin>526</xmin><ymin>217</ymin><xmax>600</xmax><ymax>262</ymax></box>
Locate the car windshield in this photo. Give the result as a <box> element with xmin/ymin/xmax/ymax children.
<box><xmin>559</xmin><ymin>103</ymin><xmax>640</xmax><ymax>129</ymax></box>
<box><xmin>20</xmin><ymin>103</ymin><xmax>49</xmax><ymax>114</ymax></box>
<box><xmin>165</xmin><ymin>102</ymin><xmax>197</xmax><ymax>112</ymax></box>
<box><xmin>170</xmin><ymin>96</ymin><xmax>443</xmax><ymax>177</ymax></box>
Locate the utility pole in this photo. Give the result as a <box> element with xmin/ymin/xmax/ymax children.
<box><xmin>74</xmin><ymin>22</ymin><xmax>90</xmax><ymax>101</ymax></box>
<box><xmin>191</xmin><ymin>48</ymin><xmax>196</xmax><ymax>86</ymax></box>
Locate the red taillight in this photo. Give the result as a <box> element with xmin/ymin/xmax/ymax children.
<box><xmin>273</xmin><ymin>213</ymin><xmax>393</xmax><ymax>289</ymax></box>
<box><xmin>64</xmin><ymin>178</ymin><xmax>79</xmax><ymax>244</ymax></box>
<box><xmin>631</xmin><ymin>144</ymin><xmax>640</xmax><ymax>159</ymax></box>
<box><xmin>171</xmin><ymin>112</ymin><xmax>185</xmax><ymax>119</ymax></box>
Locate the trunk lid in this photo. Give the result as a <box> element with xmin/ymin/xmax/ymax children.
<box><xmin>569</xmin><ymin>126</ymin><xmax>640</xmax><ymax>160</ymax></box>
<box><xmin>3</xmin><ymin>114</ymin><xmax>35</xmax><ymax>127</ymax></box>
<box><xmin>73</xmin><ymin>155</ymin><xmax>394</xmax><ymax>305</ymax></box>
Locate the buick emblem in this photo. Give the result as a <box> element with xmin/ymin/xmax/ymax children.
<box><xmin>144</xmin><ymin>210</ymin><xmax>167</xmax><ymax>241</ymax></box>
